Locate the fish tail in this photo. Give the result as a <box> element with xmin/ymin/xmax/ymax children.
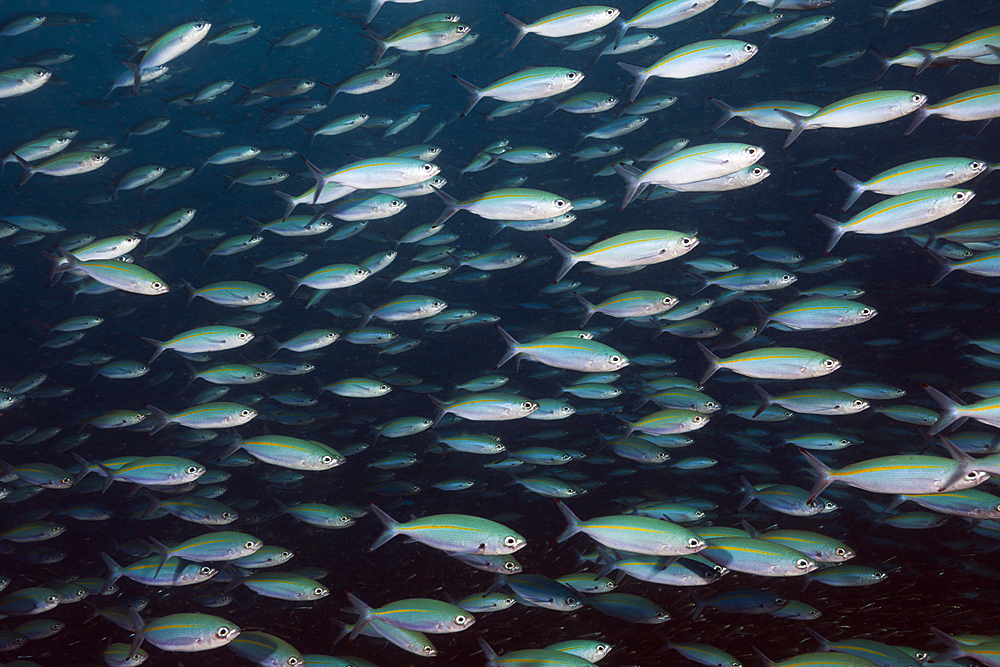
<box><xmin>493</xmin><ymin>325</ymin><xmax>521</xmax><ymax>369</ymax></box>
<box><xmin>805</xmin><ymin>627</ymin><xmax>831</xmax><ymax>650</ymax></box>
<box><xmin>902</xmin><ymin>106</ymin><xmax>929</xmax><ymax>138</ymax></box>
<box><xmin>871</xmin><ymin>6</ymin><xmax>892</xmax><ymax>29</ymax></box>
<box><xmin>503</xmin><ymin>13</ymin><xmax>528</xmax><ymax>51</ymax></box>
<box><xmin>773</xmin><ymin>109</ymin><xmax>807</xmax><ymax>149</ymax></box>
<box><xmin>432</xmin><ymin>187</ymin><xmax>460</xmax><ymax>225</ymax></box>
<box><xmin>751</xmin><ymin>301</ymin><xmax>770</xmax><ymax>338</ymax></box>
<box><xmin>140</xmin><ymin>337</ymin><xmax>165</xmax><ymax>363</ymax></box>
<box><xmin>708</xmin><ymin>98</ymin><xmax>734</xmax><ymax>132</ymax></box>
<box><xmin>752</xmin><ymin>647</ymin><xmax>777</xmax><ymax>667</ymax></box>
<box><xmin>812</xmin><ymin>211</ymin><xmax>845</xmax><ymax>254</ymax></box>
<box><xmin>180</xmin><ymin>360</ymin><xmax>197</xmax><ymax>390</ymax></box>
<box><xmin>689</xmin><ymin>591</ymin><xmax>706</xmax><ymax>619</ymax></box>
<box><xmin>147</xmin><ymin>534</ymin><xmax>170</xmax><ymax>577</ymax></box>
<box><xmin>283</xmin><ymin>274</ymin><xmax>303</xmax><ymax>298</ymax></box>
<box><xmin>612</xmin><ymin>161</ymin><xmax>645</xmax><ymax>211</ymax></box>
<box><xmin>302</xmin><ymin>156</ymin><xmax>327</xmax><ymax>205</ymax></box>
<box><xmin>831</xmin><ymin>169</ymin><xmax>864</xmax><ymax>212</ymax></box>
<box><xmin>428</xmin><ymin>394</ymin><xmax>445</xmax><ymax>427</ymax></box>
<box><xmin>910</xmin><ymin>46</ymin><xmax>936</xmax><ymax>76</ymax></box>
<box><xmin>547</xmin><ymin>235</ymin><xmax>578</xmax><ymax>283</ymax></box>
<box><xmin>736</xmin><ymin>474</ymin><xmax>757</xmax><ymax>511</ymax></box>
<box><xmin>612</xmin><ymin>20</ymin><xmax>627</xmax><ymax>49</ymax></box>
<box><xmin>273</xmin><ymin>190</ymin><xmax>298</xmax><ymax>222</ymax></box>
<box><xmin>477</xmin><ymin>637</ymin><xmax>499</xmax><ymax>662</ymax></box>
<box><xmin>554</xmin><ymin>499</ymin><xmax>582</xmax><ymax>543</ymax></box>
<box><xmin>361</xmin><ymin>28</ymin><xmax>388</xmax><ymax>65</ymax></box>
<box><xmin>366</xmin><ymin>503</ymin><xmax>399</xmax><ymax>552</ymax></box>
<box><xmin>365</xmin><ymin>0</ymin><xmax>385</xmax><ymax>25</ymax></box>
<box><xmin>142</xmin><ymin>402</ymin><xmax>170</xmax><ymax>436</ymax></box>
<box><xmin>927</xmin><ymin>626</ymin><xmax>965</xmax><ymax>662</ymax></box>
<box><xmin>346</xmin><ymin>592</ymin><xmax>373</xmax><ymax>640</ymax></box>
<box><xmin>696</xmin><ymin>342</ymin><xmax>720</xmax><ymax>385</ymax></box>
<box><xmin>752</xmin><ymin>383</ymin><xmax>773</xmax><ymax>418</ymax></box>
<box><xmin>180</xmin><ymin>277</ymin><xmax>196</xmax><ymax>306</ymax></box>
<box><xmin>574</xmin><ymin>292</ymin><xmax>595</xmax><ymax>328</ymax></box>
<box><xmin>925</xmin><ymin>246</ymin><xmax>955</xmax><ymax>287</ymax></box>
<box><xmin>452</xmin><ymin>75</ymin><xmax>482</xmax><ymax>117</ymax></box>
<box><xmin>99</xmin><ymin>552</ymin><xmax>124</xmax><ymax>594</ymax></box>
<box><xmin>867</xmin><ymin>46</ymin><xmax>890</xmax><ymax>82</ymax></box>
<box><xmin>616</xmin><ymin>61</ymin><xmax>646</xmax><ymax>103</ymax></box>
<box><xmin>12</xmin><ymin>153</ymin><xmax>34</xmax><ymax>187</ymax></box>
<box><xmin>922</xmin><ymin>385</ymin><xmax>962</xmax><ymax>435</ymax></box>
<box><xmin>799</xmin><ymin>448</ymin><xmax>834</xmax><ymax>503</ymax></box>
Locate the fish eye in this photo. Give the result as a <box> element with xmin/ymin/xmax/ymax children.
<box><xmin>965</xmin><ymin>470</ymin><xmax>980</xmax><ymax>479</ymax></box>
<box><xmin>795</xmin><ymin>558</ymin><xmax>811</xmax><ymax>569</ymax></box>
<box><xmin>240</xmin><ymin>409</ymin><xmax>252</xmax><ymax>417</ymax></box>
<box><xmin>823</xmin><ymin>359</ymin><xmax>837</xmax><ymax>368</ymax></box>
<box><xmin>152</xmin><ymin>281</ymin><xmax>163</xmax><ymax>289</ymax></box>
<box><xmin>687</xmin><ymin>537</ymin><xmax>702</xmax><ymax>548</ymax></box>
<box><xmin>606</xmin><ymin>97</ymin><xmax>616</xmax><ymax>104</ymax></box>
<box><xmin>340</xmin><ymin>516</ymin><xmax>350</xmax><ymax>522</ymax></box>
<box><xmin>321</xmin><ymin>455</ymin><xmax>334</xmax><ymax>465</ymax></box>
<box><xmin>215</xmin><ymin>626</ymin><xmax>231</xmax><ymax>638</ymax></box>
<box><xmin>835</xmin><ymin>548</ymin><xmax>847</xmax><ymax>556</ymax></box>
<box><xmin>693</xmin><ymin>416</ymin><xmax>705</xmax><ymax>423</ymax></box>
<box><xmin>567</xmin><ymin>72</ymin><xmax>578</xmax><ymax>79</ymax></box>
<box><xmin>200</xmin><ymin>566</ymin><xmax>213</xmax><ymax>575</ymax></box>
<box><xmin>422</xmin><ymin>163</ymin><xmax>433</xmax><ymax>171</ymax></box>
<box><xmin>605</xmin><ymin>8</ymin><xmax>615</xmax><ymax>14</ymax></box>
<box><xmin>860</xmin><ymin>308</ymin><xmax>873</xmax><ymax>316</ymax></box>
<box><xmin>911</xmin><ymin>94</ymin><xmax>922</xmax><ymax>102</ymax></box>
<box><xmin>238</xmin><ymin>332</ymin><xmax>250</xmax><ymax>339</ymax></box>
<box><xmin>853</xmin><ymin>400</ymin><xmax>866</xmax><ymax>408</ymax></box>
<box><xmin>423</xmin><ymin>646</ymin><xmax>436</xmax><ymax>655</ymax></box>
<box><xmin>455</xmin><ymin>614</ymin><xmax>469</xmax><ymax>624</ymax></box>
<box><xmin>682</xmin><ymin>237</ymin><xmax>696</xmax><ymax>246</ymax></box>
<box><xmin>565</xmin><ymin>597</ymin><xmax>577</xmax><ymax>605</ymax></box>
<box><xmin>46</xmin><ymin>595</ymin><xmax>60</xmax><ymax>603</ymax></box>
<box><xmin>954</xmin><ymin>192</ymin><xmax>967</xmax><ymax>200</ymax></box>
<box><xmin>222</xmin><ymin>512</ymin><xmax>234</xmax><ymax>519</ymax></box>
<box><xmin>503</xmin><ymin>535</ymin><xmax>518</xmax><ymax>546</ymax></box>
<box><xmin>356</xmin><ymin>268</ymin><xmax>367</xmax><ymax>275</ymax></box>
<box><xmin>504</xmin><ymin>561</ymin><xmax>518</xmax><ymax>571</ymax></box>
<box><xmin>707</xmin><ymin>401</ymin><xmax>718</xmax><ymax>409</ymax></box>
<box><xmin>288</xmin><ymin>659</ymin><xmax>301</xmax><ymax>666</ymax></box>
<box><xmin>195</xmin><ymin>22</ymin><xmax>206</xmax><ymax>29</ymax></box>
<box><xmin>314</xmin><ymin>587</ymin><xmax>326</xmax><ymax>596</ymax></box>
<box><xmin>971</xmin><ymin>161</ymin><xmax>985</xmax><ymax>170</ymax></box>
<box><xmin>186</xmin><ymin>465</ymin><xmax>200</xmax><ymax>474</ymax></box>
<box><xmin>244</xmin><ymin>540</ymin><xmax>256</xmax><ymax>549</ymax></box>
<box><xmin>62</xmin><ymin>477</ymin><xmax>72</xmax><ymax>484</ymax></box>
<box><xmin>743</xmin><ymin>43</ymin><xmax>755</xmax><ymax>52</ymax></box>
<box><xmin>610</xmin><ymin>355</ymin><xmax>622</xmax><ymax>363</ymax></box>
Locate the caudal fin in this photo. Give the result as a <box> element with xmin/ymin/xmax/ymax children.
<box><xmin>774</xmin><ymin>109</ymin><xmax>808</xmax><ymax>149</ymax></box>
<box><xmin>923</xmin><ymin>384</ymin><xmax>962</xmax><ymax>436</ymax></box>
<box><xmin>799</xmin><ymin>448</ymin><xmax>834</xmax><ymax>503</ymax></box>
<box><xmin>547</xmin><ymin>235</ymin><xmax>579</xmax><ymax>283</ymax></box>
<box><xmin>366</xmin><ymin>502</ymin><xmax>399</xmax><ymax>552</ymax></box>
<box><xmin>554</xmin><ymin>499</ymin><xmax>583</xmax><ymax>543</ymax></box>
<box><xmin>696</xmin><ymin>342</ymin><xmax>721</xmax><ymax>385</ymax></box>
<box><xmin>504</xmin><ymin>13</ymin><xmax>528</xmax><ymax>51</ymax></box>
<box><xmin>613</xmin><ymin>161</ymin><xmax>647</xmax><ymax>211</ymax></box>
<box><xmin>831</xmin><ymin>169</ymin><xmax>865</xmax><ymax>212</ymax></box>
<box><xmin>493</xmin><ymin>325</ymin><xmax>522</xmax><ymax>369</ymax></box>
<box><xmin>709</xmin><ymin>98</ymin><xmax>735</xmax><ymax>132</ymax></box>
<box><xmin>616</xmin><ymin>61</ymin><xmax>647</xmax><ymax>103</ymax></box>
<box><xmin>452</xmin><ymin>75</ymin><xmax>482</xmax><ymax>117</ymax></box>
<box><xmin>812</xmin><ymin>211</ymin><xmax>846</xmax><ymax>254</ymax></box>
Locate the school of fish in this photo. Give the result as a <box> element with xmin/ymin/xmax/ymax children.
<box><xmin>0</xmin><ymin>0</ymin><xmax>999</xmax><ymax>666</ymax></box>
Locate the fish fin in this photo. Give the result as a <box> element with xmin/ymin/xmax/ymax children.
<box><xmin>753</xmin><ymin>647</ymin><xmax>777</xmax><ymax>667</ymax></box>
<box><xmin>866</xmin><ymin>46</ymin><xmax>891</xmax><ymax>82</ymax></box>
<box><xmin>493</xmin><ymin>325</ymin><xmax>521</xmax><ymax>369</ymax></box>
<box><xmin>99</xmin><ymin>552</ymin><xmax>124</xmax><ymax>594</ymax></box>
<box><xmin>927</xmin><ymin>626</ymin><xmax>965</xmax><ymax>662</ymax></box>
<box><xmin>612</xmin><ymin>161</ymin><xmax>647</xmax><ymax>211</ymax></box>
<box><xmin>574</xmin><ymin>292</ymin><xmax>596</xmax><ymax>328</ymax></box>
<box><xmin>546</xmin><ymin>235</ymin><xmax>579</xmax><ymax>284</ymax></box>
<box><xmin>937</xmin><ymin>435</ymin><xmax>979</xmax><ymax>491</ymax></box>
<box><xmin>503</xmin><ymin>13</ymin><xmax>528</xmax><ymax>51</ymax></box>
<box><xmin>301</xmin><ymin>156</ymin><xmax>327</xmax><ymax>205</ymax></box>
<box><xmin>812</xmin><ymin>211</ymin><xmax>845</xmax><ymax>254</ymax></box>
<box><xmin>737</xmin><ymin>475</ymin><xmax>757</xmax><ymax>511</ymax></box>
<box><xmin>477</xmin><ymin>637</ymin><xmax>499</xmax><ymax>662</ymax></box>
<box><xmin>708</xmin><ymin>98</ymin><xmax>735</xmax><ymax>132</ymax></box>
<box><xmin>142</xmin><ymin>402</ymin><xmax>170</xmax><ymax>436</ymax></box>
<box><xmin>345</xmin><ymin>592</ymin><xmax>373</xmax><ymax>641</ymax></box>
<box><xmin>616</xmin><ymin>61</ymin><xmax>647</xmax><ymax>103</ymax></box>
<box><xmin>452</xmin><ymin>75</ymin><xmax>482</xmax><ymax>117</ymax></box>
<box><xmin>799</xmin><ymin>448</ymin><xmax>834</xmax><ymax>503</ymax></box>
<box><xmin>362</xmin><ymin>28</ymin><xmax>388</xmax><ymax>65</ymax></box>
<box><xmin>689</xmin><ymin>591</ymin><xmax>706</xmax><ymax>619</ymax></box>
<box><xmin>924</xmin><ymin>246</ymin><xmax>955</xmax><ymax>287</ymax></box>
<box><xmin>751</xmin><ymin>383</ymin><xmax>773</xmax><ymax>418</ymax></box>
<box><xmin>805</xmin><ymin>627</ymin><xmax>831</xmax><ymax>650</ymax></box>
<box><xmin>739</xmin><ymin>518</ymin><xmax>760</xmax><ymax>538</ymax></box>
<box><xmin>612</xmin><ymin>20</ymin><xmax>628</xmax><ymax>49</ymax></box>
<box><xmin>774</xmin><ymin>109</ymin><xmax>807</xmax><ymax>149</ymax></box>
<box><xmin>910</xmin><ymin>46</ymin><xmax>936</xmax><ymax>76</ymax></box>
<box><xmin>431</xmin><ymin>187</ymin><xmax>461</xmax><ymax>226</ymax></box>
<box><xmin>554</xmin><ymin>499</ymin><xmax>583</xmax><ymax>543</ymax></box>
<box><xmin>140</xmin><ymin>337</ymin><xmax>165</xmax><ymax>363</ymax></box>
<box><xmin>751</xmin><ymin>301</ymin><xmax>770</xmax><ymax>337</ymax></box>
<box><xmin>903</xmin><ymin>106</ymin><xmax>930</xmax><ymax>137</ymax></box>
<box><xmin>366</xmin><ymin>502</ymin><xmax>399</xmax><ymax>552</ymax></box>
<box><xmin>831</xmin><ymin>168</ymin><xmax>865</xmax><ymax>212</ymax></box>
<box><xmin>13</xmin><ymin>153</ymin><xmax>35</xmax><ymax>187</ymax></box>
<box><xmin>429</xmin><ymin>394</ymin><xmax>445</xmax><ymax>427</ymax></box>
<box><xmin>922</xmin><ymin>384</ymin><xmax>961</xmax><ymax>436</ymax></box>
<box><xmin>147</xmin><ymin>535</ymin><xmax>170</xmax><ymax>577</ymax></box>
<box><xmin>696</xmin><ymin>342</ymin><xmax>720</xmax><ymax>385</ymax></box>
